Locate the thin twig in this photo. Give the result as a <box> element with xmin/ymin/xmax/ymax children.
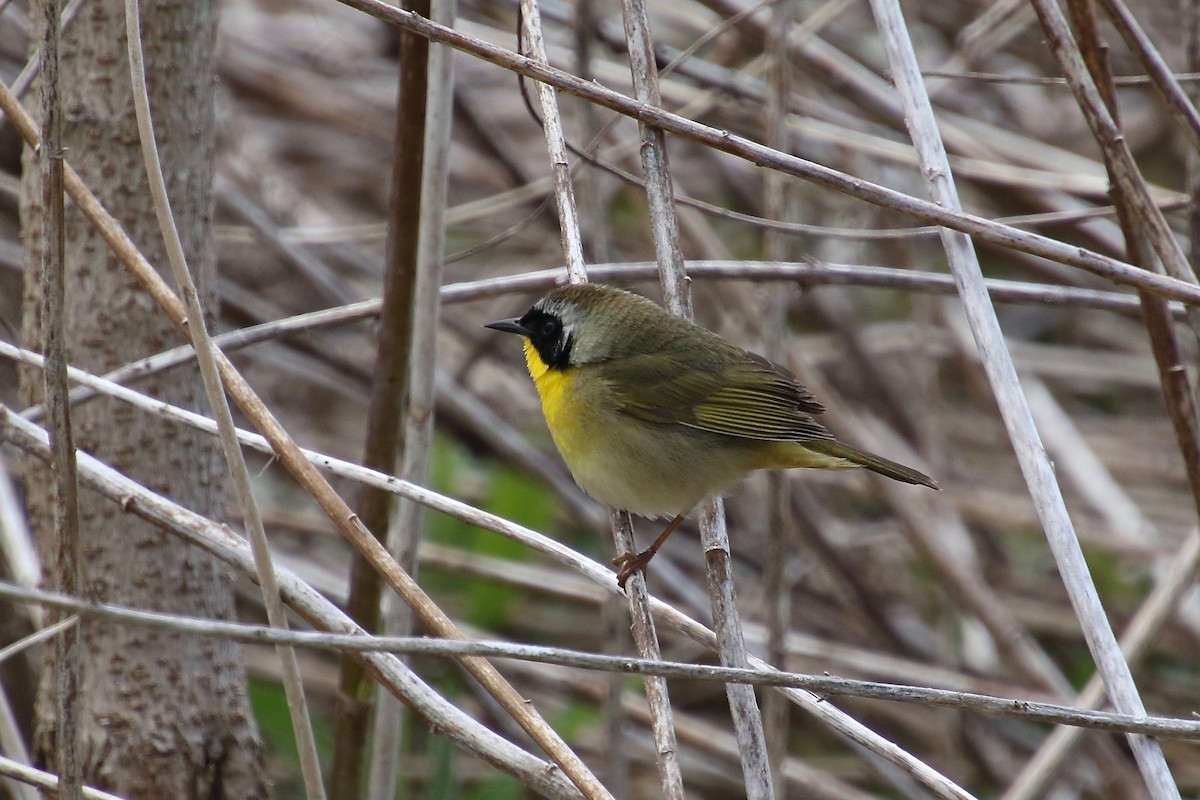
<box><xmin>323</xmin><ymin>0</ymin><xmax>1200</xmax><ymax>306</ymax></box>
<box><xmin>868</xmin><ymin>0</ymin><xmax>1179</xmax><ymax>797</ymax></box>
<box><xmin>0</xmin><ymin>409</ymin><xmax>588</xmax><ymax>800</ymax></box>
<box><xmin>0</xmin><ymin>349</ymin><xmax>977</xmax><ymax>798</ymax></box>
<box><xmin>523</xmin><ymin>0</ymin><xmax>682</xmax><ymax>794</ymax></box>
<box><xmin>519</xmin><ymin>0</ymin><xmax>588</xmax><ymax>282</ymax></box>
<box><xmin>36</xmin><ymin>0</ymin><xmax>81</xmax><ymax>795</ymax></box>
<box><xmin>0</xmin><ymin>68</ymin><xmax>613</xmax><ymax>800</ymax></box>
<box><xmin>619</xmin><ymin>0</ymin><xmax>772</xmax><ymax>793</ymax></box>
<box><xmin>0</xmin><ymin>616</ymin><xmax>77</xmax><ymax>665</ymax></box>
<box><xmin>609</xmin><ymin>0</ymin><xmax>706</xmax><ymax>795</ymax></box>
<box><xmin>0</xmin><ymin>756</ymin><xmax>126</xmax><ymax>800</ymax></box>
<box><xmin>4</xmin><ymin>580</ymin><xmax>1200</xmax><ymax>740</ymax></box>
<box><xmin>367</xmin><ymin>1</ymin><xmax>456</xmax><ymax>796</ymax></box>
<box><xmin>124</xmin><ymin>1</ymin><xmax>326</xmax><ymax>796</ymax></box>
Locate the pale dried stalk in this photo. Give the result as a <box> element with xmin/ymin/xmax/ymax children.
<box><xmin>1</xmin><ymin>342</ymin><xmax>976</xmax><ymax>798</ymax></box>
<box><xmin>328</xmin><ymin>0</ymin><xmax>1200</xmax><ymax>306</ymax></box>
<box><xmin>607</xmin><ymin>508</ymin><xmax>683</xmax><ymax>795</ymax></box>
<box><xmin>522</xmin><ymin>0</ymin><xmax>684</xmax><ymax>794</ymax></box>
<box><xmin>123</xmin><ymin>1</ymin><xmax>325</xmax><ymax>796</ymax></box>
<box><xmin>367</xmin><ymin>1</ymin><xmax>457</xmax><ymax>795</ymax></box>
<box><xmin>0</xmin><ymin>409</ymin><xmax>587</xmax><ymax>800</ymax></box>
<box><xmin>620</xmin><ymin>0</ymin><xmax>771</xmax><ymax>793</ymax></box>
<box><xmin>519</xmin><ymin>0</ymin><xmax>587</xmax><ymax>282</ymax></box>
<box><xmin>36</xmin><ymin>0</ymin><xmax>81</xmax><ymax>795</ymax></box>
<box><xmin>866</xmin><ymin>0</ymin><xmax>1178</xmax><ymax>797</ymax></box>
<box><xmin>697</xmin><ymin>501</ymin><xmax>775</xmax><ymax>798</ymax></box>
<box><xmin>619</xmin><ymin>0</ymin><xmax>690</xmax><ymax>317</ymax></box>
<box><xmin>0</xmin><ymin>756</ymin><xmax>125</xmax><ymax>800</ymax></box>
<box><xmin>0</xmin><ymin>616</ymin><xmax>76</xmax><ymax>666</ymax></box>
<box><xmin>0</xmin><ymin>71</ymin><xmax>612</xmax><ymax>800</ymax></box>
<box><xmin>6</xmin><ymin>580</ymin><xmax>1200</xmax><ymax>740</ymax></box>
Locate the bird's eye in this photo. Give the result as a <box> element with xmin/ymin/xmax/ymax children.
<box><xmin>541</xmin><ymin>318</ymin><xmax>560</xmax><ymax>338</ymax></box>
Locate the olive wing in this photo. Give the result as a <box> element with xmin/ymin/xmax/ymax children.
<box><xmin>602</xmin><ymin>349</ymin><xmax>833</xmax><ymax>442</ymax></box>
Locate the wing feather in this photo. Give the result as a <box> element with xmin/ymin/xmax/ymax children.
<box><xmin>603</xmin><ymin>346</ymin><xmax>833</xmax><ymax>442</ymax></box>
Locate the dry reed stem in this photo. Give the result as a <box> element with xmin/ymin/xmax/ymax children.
<box><xmin>35</xmin><ymin>1</ymin><xmax>82</xmax><ymax>795</ymax></box>
<box><xmin>519</xmin><ymin>0</ymin><xmax>588</xmax><ymax>282</ymax></box>
<box><xmin>123</xmin><ymin>3</ymin><xmax>328</xmax><ymax>797</ymax></box>
<box><xmin>0</xmin><ymin>341</ymin><xmax>975</xmax><ymax>797</ymax></box>
<box><xmin>617</xmin><ymin>0</ymin><xmax>770</xmax><ymax>795</ymax></box>
<box><xmin>870</xmin><ymin>0</ymin><xmax>1178</xmax><ymax>796</ymax></box>
<box><xmin>325</xmin><ymin>0</ymin><xmax>1200</xmax><ymax>305</ymax></box>
<box><xmin>0</xmin><ymin>408</ymin><xmax>588</xmax><ymax>800</ymax></box>
<box><xmin>0</xmin><ymin>72</ymin><xmax>613</xmax><ymax>800</ymax></box>
<box><xmin>0</xmin><ymin>755</ymin><xmax>124</xmax><ymax>800</ymax></box>
<box><xmin>366</xmin><ymin>2</ymin><xmax>456</xmax><ymax>795</ymax></box>
<box><xmin>522</xmin><ymin>0</ymin><xmax>686</xmax><ymax>794</ymax></box>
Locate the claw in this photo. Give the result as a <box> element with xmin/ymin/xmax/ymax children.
<box><xmin>613</xmin><ymin>549</ymin><xmax>655</xmax><ymax>589</ymax></box>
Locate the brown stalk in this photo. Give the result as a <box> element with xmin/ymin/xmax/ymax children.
<box><xmin>1063</xmin><ymin>0</ymin><xmax>1200</xmax><ymax>600</ymax></box>
<box><xmin>995</xmin><ymin>3</ymin><xmax>1200</xmax><ymax>798</ymax></box>
<box><xmin>37</xmin><ymin>0</ymin><xmax>82</xmax><ymax>796</ymax></box>
<box><xmin>324</xmin><ymin>0</ymin><xmax>1200</xmax><ymax>306</ymax></box>
<box><xmin>619</xmin><ymin>0</ymin><xmax>773</xmax><ymax>794</ymax></box>
<box><xmin>330</xmin><ymin>1</ymin><xmax>429</xmax><ymax>796</ymax></box>
<box><xmin>0</xmin><ymin>77</ymin><xmax>613</xmax><ymax>800</ymax></box>
<box><xmin>760</xmin><ymin>2</ymin><xmax>798</xmax><ymax>791</ymax></box>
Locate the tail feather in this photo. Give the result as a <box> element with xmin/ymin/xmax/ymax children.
<box><xmin>807</xmin><ymin>440</ymin><xmax>938</xmax><ymax>489</ymax></box>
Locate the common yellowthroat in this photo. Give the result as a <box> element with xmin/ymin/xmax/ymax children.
<box><xmin>486</xmin><ymin>283</ymin><xmax>937</xmax><ymax>587</ymax></box>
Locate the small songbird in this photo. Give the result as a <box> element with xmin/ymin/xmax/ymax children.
<box><xmin>487</xmin><ymin>283</ymin><xmax>937</xmax><ymax>587</ymax></box>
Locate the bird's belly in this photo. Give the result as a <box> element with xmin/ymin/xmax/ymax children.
<box><xmin>536</xmin><ymin>370</ymin><xmax>754</xmax><ymax>518</ymax></box>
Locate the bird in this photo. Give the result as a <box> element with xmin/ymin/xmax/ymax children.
<box><xmin>486</xmin><ymin>282</ymin><xmax>937</xmax><ymax>587</ymax></box>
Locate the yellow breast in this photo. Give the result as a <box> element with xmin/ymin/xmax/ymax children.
<box><xmin>522</xmin><ymin>338</ymin><xmax>724</xmax><ymax>518</ymax></box>
<box><xmin>524</xmin><ymin>339</ymin><xmax>589</xmax><ymax>464</ymax></box>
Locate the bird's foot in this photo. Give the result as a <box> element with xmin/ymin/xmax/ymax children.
<box><xmin>612</xmin><ymin>549</ymin><xmax>656</xmax><ymax>589</ymax></box>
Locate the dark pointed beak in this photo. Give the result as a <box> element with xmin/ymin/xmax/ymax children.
<box><xmin>484</xmin><ymin>317</ymin><xmax>530</xmax><ymax>336</ymax></box>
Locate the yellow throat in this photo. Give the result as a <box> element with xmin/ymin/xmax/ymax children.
<box><xmin>523</xmin><ymin>338</ymin><xmax>583</xmax><ymax>458</ymax></box>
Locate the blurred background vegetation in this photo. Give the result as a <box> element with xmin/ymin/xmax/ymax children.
<box><xmin>2</xmin><ymin>0</ymin><xmax>1200</xmax><ymax>798</ymax></box>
